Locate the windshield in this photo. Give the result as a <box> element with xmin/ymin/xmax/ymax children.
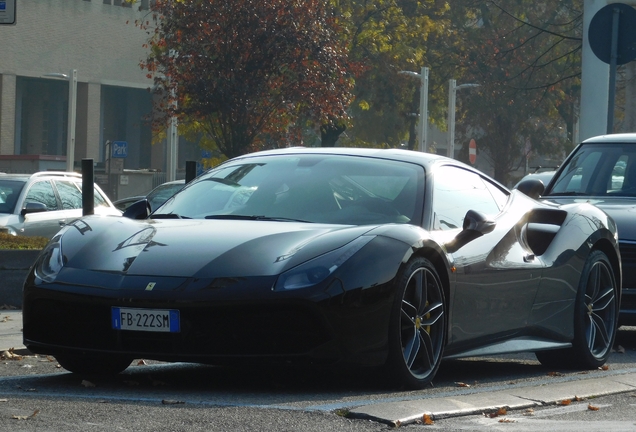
<box><xmin>156</xmin><ymin>154</ymin><xmax>423</xmax><ymax>225</ymax></box>
<box><xmin>545</xmin><ymin>143</ymin><xmax>636</xmax><ymax>197</ymax></box>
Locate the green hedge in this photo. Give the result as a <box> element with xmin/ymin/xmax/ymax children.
<box><xmin>0</xmin><ymin>233</ymin><xmax>48</xmax><ymax>250</ymax></box>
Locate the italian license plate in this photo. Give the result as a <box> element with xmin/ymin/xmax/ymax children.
<box><xmin>112</xmin><ymin>307</ymin><xmax>180</xmax><ymax>333</ymax></box>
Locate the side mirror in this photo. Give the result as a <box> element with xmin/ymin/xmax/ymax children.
<box><xmin>122</xmin><ymin>199</ymin><xmax>151</xmax><ymax>220</ymax></box>
<box><xmin>21</xmin><ymin>202</ymin><xmax>48</xmax><ymax>216</ymax></box>
<box><xmin>445</xmin><ymin>210</ymin><xmax>496</xmax><ymax>253</ymax></box>
<box><xmin>515</xmin><ymin>179</ymin><xmax>545</xmax><ymax>200</ymax></box>
<box><xmin>462</xmin><ymin>209</ymin><xmax>496</xmax><ymax>234</ymax></box>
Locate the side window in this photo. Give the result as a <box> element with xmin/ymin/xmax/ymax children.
<box><xmin>432</xmin><ymin>166</ymin><xmax>503</xmax><ymax>231</ymax></box>
<box><xmin>25</xmin><ymin>181</ymin><xmax>58</xmax><ymax>211</ymax></box>
<box><xmin>74</xmin><ymin>181</ymin><xmax>111</xmax><ymax>208</ymax></box>
<box><xmin>55</xmin><ymin>181</ymin><xmax>83</xmax><ymax>210</ymax></box>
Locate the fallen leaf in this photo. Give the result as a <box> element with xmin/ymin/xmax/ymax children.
<box><xmin>422</xmin><ymin>414</ymin><xmax>434</xmax><ymax>425</ymax></box>
<box><xmin>1</xmin><ymin>316</ymin><xmax>10</xmax><ymax>323</ymax></box>
<box><xmin>498</xmin><ymin>418</ymin><xmax>515</xmax><ymax>423</ymax></box>
<box><xmin>1</xmin><ymin>349</ymin><xmax>23</xmax><ymax>361</ymax></box>
<box><xmin>507</xmin><ymin>381</ymin><xmax>517</xmax><ymax>385</ymax></box>
<box><xmin>81</xmin><ymin>380</ymin><xmax>96</xmax><ymax>388</ymax></box>
<box><xmin>161</xmin><ymin>400</ymin><xmax>185</xmax><ymax>405</ymax></box>
<box><xmin>548</xmin><ymin>371</ymin><xmax>564</xmax><ymax>377</ymax></box>
<box><xmin>588</xmin><ymin>404</ymin><xmax>600</xmax><ymax>411</ymax></box>
<box><xmin>488</xmin><ymin>408</ymin><xmax>507</xmax><ymax>418</ymax></box>
<box><xmin>455</xmin><ymin>382</ymin><xmax>471</xmax><ymax>388</ymax></box>
<box><xmin>599</xmin><ymin>365</ymin><xmax>609</xmax><ymax>371</ymax></box>
<box><xmin>558</xmin><ymin>399</ymin><xmax>571</xmax><ymax>406</ymax></box>
<box><xmin>11</xmin><ymin>409</ymin><xmax>39</xmax><ymax>420</ymax></box>
<box><xmin>137</xmin><ymin>359</ymin><xmax>148</xmax><ymax>366</ymax></box>
<box><xmin>574</xmin><ymin>395</ymin><xmax>585</xmax><ymax>402</ymax></box>
<box><xmin>522</xmin><ymin>408</ymin><xmax>535</xmax><ymax>416</ymax></box>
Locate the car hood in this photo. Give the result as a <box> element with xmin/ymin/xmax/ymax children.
<box><xmin>58</xmin><ymin>216</ymin><xmax>377</xmax><ymax>278</ymax></box>
<box><xmin>542</xmin><ymin>196</ymin><xmax>636</xmax><ymax>241</ymax></box>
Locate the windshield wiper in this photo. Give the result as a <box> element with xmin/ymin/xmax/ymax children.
<box><xmin>151</xmin><ymin>213</ymin><xmax>190</xmax><ymax>219</ymax></box>
<box><xmin>204</xmin><ymin>214</ymin><xmax>312</xmax><ymax>223</ymax></box>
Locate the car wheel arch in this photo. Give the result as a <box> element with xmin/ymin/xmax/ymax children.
<box><xmin>592</xmin><ymin>238</ymin><xmax>622</xmax><ymax>294</ymax></box>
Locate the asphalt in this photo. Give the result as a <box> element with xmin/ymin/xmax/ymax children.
<box><xmin>1</xmin><ymin>309</ymin><xmax>635</xmax><ymax>426</ymax></box>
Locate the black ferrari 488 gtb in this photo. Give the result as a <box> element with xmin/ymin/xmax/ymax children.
<box><xmin>23</xmin><ymin>147</ymin><xmax>621</xmax><ymax>389</ymax></box>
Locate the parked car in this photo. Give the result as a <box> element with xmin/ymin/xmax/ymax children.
<box><xmin>23</xmin><ymin>148</ymin><xmax>620</xmax><ymax>389</ymax></box>
<box><xmin>522</xmin><ymin>133</ymin><xmax>636</xmax><ymax>326</ymax></box>
<box><xmin>0</xmin><ymin>171</ymin><xmax>120</xmax><ymax>239</ymax></box>
<box><xmin>113</xmin><ymin>180</ymin><xmax>185</xmax><ymax>212</ymax></box>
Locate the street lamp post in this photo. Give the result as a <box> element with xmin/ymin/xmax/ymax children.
<box><xmin>43</xmin><ymin>69</ymin><xmax>77</xmax><ymax>172</ymax></box>
<box><xmin>447</xmin><ymin>79</ymin><xmax>479</xmax><ymax>159</ymax></box>
<box><xmin>399</xmin><ymin>67</ymin><xmax>429</xmax><ymax>152</ymax></box>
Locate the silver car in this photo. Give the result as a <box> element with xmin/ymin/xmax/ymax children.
<box><xmin>0</xmin><ymin>171</ymin><xmax>121</xmax><ymax>238</ymax></box>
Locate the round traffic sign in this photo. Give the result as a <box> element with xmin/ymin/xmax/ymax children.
<box><xmin>588</xmin><ymin>3</ymin><xmax>636</xmax><ymax>65</ymax></box>
<box><xmin>469</xmin><ymin>139</ymin><xmax>477</xmax><ymax>164</ymax></box>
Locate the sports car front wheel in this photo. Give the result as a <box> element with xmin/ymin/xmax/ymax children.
<box><xmin>386</xmin><ymin>257</ymin><xmax>446</xmax><ymax>389</ymax></box>
<box><xmin>55</xmin><ymin>354</ymin><xmax>133</xmax><ymax>376</ymax></box>
<box><xmin>536</xmin><ymin>250</ymin><xmax>618</xmax><ymax>369</ymax></box>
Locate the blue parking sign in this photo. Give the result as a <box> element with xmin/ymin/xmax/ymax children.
<box><xmin>112</xmin><ymin>141</ymin><xmax>128</xmax><ymax>158</ymax></box>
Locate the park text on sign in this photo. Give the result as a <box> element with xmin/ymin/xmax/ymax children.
<box><xmin>112</xmin><ymin>141</ymin><xmax>128</xmax><ymax>158</ymax></box>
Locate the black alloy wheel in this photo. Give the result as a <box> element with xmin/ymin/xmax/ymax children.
<box><xmin>387</xmin><ymin>256</ymin><xmax>446</xmax><ymax>389</ymax></box>
<box><xmin>536</xmin><ymin>250</ymin><xmax>618</xmax><ymax>369</ymax></box>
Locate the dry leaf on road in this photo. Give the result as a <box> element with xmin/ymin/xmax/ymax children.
<box><xmin>12</xmin><ymin>409</ymin><xmax>39</xmax><ymax>420</ymax></box>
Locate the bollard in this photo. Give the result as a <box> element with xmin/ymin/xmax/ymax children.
<box><xmin>82</xmin><ymin>159</ymin><xmax>94</xmax><ymax>216</ymax></box>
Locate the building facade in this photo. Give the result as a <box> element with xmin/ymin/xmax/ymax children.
<box><xmin>0</xmin><ymin>0</ymin><xmax>197</xmax><ymax>197</ymax></box>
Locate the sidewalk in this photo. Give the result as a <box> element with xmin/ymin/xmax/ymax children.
<box><xmin>0</xmin><ymin>310</ymin><xmax>26</xmax><ymax>354</ymax></box>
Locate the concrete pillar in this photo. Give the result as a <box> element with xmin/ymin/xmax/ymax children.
<box><xmin>580</xmin><ymin>0</ymin><xmax>610</xmax><ymax>141</ymax></box>
<box><xmin>86</xmin><ymin>83</ymin><xmax>102</xmax><ymax>161</ymax></box>
<box><xmin>0</xmin><ymin>74</ymin><xmax>17</xmax><ymax>155</ymax></box>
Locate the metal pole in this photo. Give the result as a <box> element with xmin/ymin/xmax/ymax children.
<box><xmin>607</xmin><ymin>6</ymin><xmax>620</xmax><ymax>134</ymax></box>
<box><xmin>447</xmin><ymin>79</ymin><xmax>457</xmax><ymax>158</ymax></box>
<box><xmin>66</xmin><ymin>69</ymin><xmax>77</xmax><ymax>172</ymax></box>
<box><xmin>419</xmin><ymin>67</ymin><xmax>429</xmax><ymax>152</ymax></box>
<box><xmin>82</xmin><ymin>159</ymin><xmax>94</xmax><ymax>216</ymax></box>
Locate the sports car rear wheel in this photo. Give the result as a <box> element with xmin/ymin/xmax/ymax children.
<box><xmin>536</xmin><ymin>250</ymin><xmax>618</xmax><ymax>369</ymax></box>
<box><xmin>387</xmin><ymin>257</ymin><xmax>446</xmax><ymax>389</ymax></box>
<box><xmin>55</xmin><ymin>354</ymin><xmax>132</xmax><ymax>376</ymax></box>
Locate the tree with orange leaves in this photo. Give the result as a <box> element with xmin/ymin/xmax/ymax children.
<box><xmin>140</xmin><ymin>0</ymin><xmax>358</xmax><ymax>158</ymax></box>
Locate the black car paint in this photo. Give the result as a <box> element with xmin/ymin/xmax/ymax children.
<box><xmin>22</xmin><ymin>147</ymin><xmax>621</xmax><ymax>381</ymax></box>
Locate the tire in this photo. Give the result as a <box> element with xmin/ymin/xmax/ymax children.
<box><xmin>55</xmin><ymin>354</ymin><xmax>132</xmax><ymax>376</ymax></box>
<box><xmin>386</xmin><ymin>257</ymin><xmax>446</xmax><ymax>389</ymax></box>
<box><xmin>536</xmin><ymin>250</ymin><xmax>618</xmax><ymax>369</ymax></box>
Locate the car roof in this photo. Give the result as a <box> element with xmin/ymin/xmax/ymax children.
<box><xmin>219</xmin><ymin>146</ymin><xmax>509</xmax><ymax>192</ymax></box>
<box><xmin>225</xmin><ymin>146</ymin><xmax>455</xmax><ymax>170</ymax></box>
<box><xmin>582</xmin><ymin>133</ymin><xmax>636</xmax><ymax>144</ymax></box>
<box><xmin>0</xmin><ymin>171</ymin><xmax>82</xmax><ymax>182</ymax></box>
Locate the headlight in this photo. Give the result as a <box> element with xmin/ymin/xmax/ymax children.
<box><xmin>34</xmin><ymin>239</ymin><xmax>65</xmax><ymax>283</ymax></box>
<box><xmin>274</xmin><ymin>236</ymin><xmax>374</xmax><ymax>291</ymax></box>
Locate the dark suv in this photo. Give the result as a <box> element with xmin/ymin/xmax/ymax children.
<box><xmin>0</xmin><ymin>171</ymin><xmax>120</xmax><ymax>238</ymax></box>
